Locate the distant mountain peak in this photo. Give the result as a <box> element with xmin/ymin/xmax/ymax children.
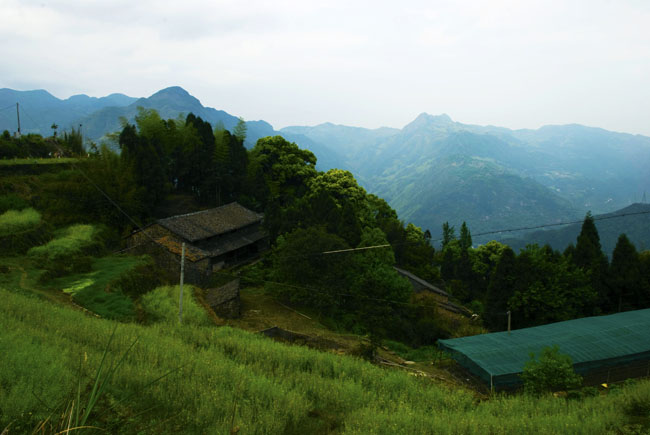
<box><xmin>419</xmin><ymin>112</ymin><xmax>452</xmax><ymax>122</ymax></box>
<box><xmin>152</xmin><ymin>86</ymin><xmax>191</xmax><ymax>98</ymax></box>
<box><xmin>404</xmin><ymin>112</ymin><xmax>454</xmax><ymax>131</ymax></box>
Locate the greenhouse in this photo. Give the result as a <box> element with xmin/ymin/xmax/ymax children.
<box><xmin>438</xmin><ymin>308</ymin><xmax>650</xmax><ymax>390</ymax></box>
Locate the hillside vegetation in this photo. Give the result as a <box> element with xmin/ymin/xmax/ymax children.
<box><xmin>2</xmin><ymin>287</ymin><xmax>649</xmax><ymax>434</ymax></box>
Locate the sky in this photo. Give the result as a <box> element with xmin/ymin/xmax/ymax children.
<box><xmin>1</xmin><ymin>0</ymin><xmax>650</xmax><ymax>135</ymax></box>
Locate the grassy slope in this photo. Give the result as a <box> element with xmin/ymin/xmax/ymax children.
<box><xmin>1</xmin><ymin>286</ymin><xmax>648</xmax><ymax>434</ymax></box>
<box><xmin>0</xmin><ymin>254</ymin><xmax>147</xmax><ymax>320</ymax></box>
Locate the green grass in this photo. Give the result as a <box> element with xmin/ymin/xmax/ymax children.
<box><xmin>0</xmin><ymin>157</ymin><xmax>80</xmax><ymax>165</ymax></box>
<box><xmin>28</xmin><ymin>224</ymin><xmax>100</xmax><ymax>262</ymax></box>
<box><xmin>384</xmin><ymin>339</ymin><xmax>449</xmax><ymax>363</ymax></box>
<box><xmin>0</xmin><ymin>207</ymin><xmax>41</xmax><ymax>236</ymax></box>
<box><xmin>141</xmin><ymin>285</ymin><xmax>212</xmax><ymax>327</ymax></box>
<box><xmin>1</xmin><ymin>286</ymin><xmax>647</xmax><ymax>434</ymax></box>
<box><xmin>0</xmin><ymin>193</ymin><xmax>30</xmax><ymax>213</ymax></box>
<box><xmin>50</xmin><ymin>255</ymin><xmax>150</xmax><ymax>320</ymax></box>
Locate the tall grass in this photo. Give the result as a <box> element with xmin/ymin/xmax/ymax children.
<box><xmin>28</xmin><ymin>224</ymin><xmax>100</xmax><ymax>261</ymax></box>
<box><xmin>0</xmin><ymin>287</ymin><xmax>643</xmax><ymax>434</ymax></box>
<box><xmin>0</xmin><ymin>207</ymin><xmax>50</xmax><ymax>254</ymax></box>
<box><xmin>141</xmin><ymin>285</ymin><xmax>212</xmax><ymax>326</ymax></box>
<box><xmin>0</xmin><ymin>207</ymin><xmax>40</xmax><ymax>236</ymax></box>
<box><xmin>27</xmin><ymin>224</ymin><xmax>103</xmax><ymax>279</ymax></box>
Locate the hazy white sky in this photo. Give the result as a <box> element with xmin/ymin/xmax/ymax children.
<box><xmin>2</xmin><ymin>0</ymin><xmax>649</xmax><ymax>135</ymax></box>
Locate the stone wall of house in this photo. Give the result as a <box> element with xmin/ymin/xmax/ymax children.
<box><xmin>126</xmin><ymin>237</ymin><xmax>212</xmax><ymax>287</ymax></box>
<box><xmin>205</xmin><ymin>279</ymin><xmax>241</xmax><ymax>318</ymax></box>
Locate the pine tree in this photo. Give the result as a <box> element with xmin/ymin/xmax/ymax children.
<box><xmin>574</xmin><ymin>212</ymin><xmax>602</xmax><ymax>268</ymax></box>
<box><xmin>441</xmin><ymin>222</ymin><xmax>455</xmax><ymax>249</ymax></box>
<box><xmin>459</xmin><ymin>221</ymin><xmax>472</xmax><ymax>251</ymax></box>
<box><xmin>610</xmin><ymin>234</ymin><xmax>641</xmax><ymax>311</ymax></box>
<box><xmin>233</xmin><ymin>117</ymin><xmax>247</xmax><ymax>144</ymax></box>
<box><xmin>573</xmin><ymin>212</ymin><xmax>609</xmax><ymax>312</ymax></box>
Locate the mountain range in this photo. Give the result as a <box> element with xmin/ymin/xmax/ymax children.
<box><xmin>2</xmin><ymin>86</ymin><xmax>649</xmax><ymax>250</ymax></box>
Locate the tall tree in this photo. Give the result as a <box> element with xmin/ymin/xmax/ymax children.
<box><xmin>118</xmin><ymin>123</ymin><xmax>166</xmax><ymax>207</ymax></box>
<box><xmin>459</xmin><ymin>221</ymin><xmax>472</xmax><ymax>251</ymax></box>
<box><xmin>441</xmin><ymin>221</ymin><xmax>455</xmax><ymax>249</ymax></box>
<box><xmin>609</xmin><ymin>234</ymin><xmax>641</xmax><ymax>312</ymax></box>
<box><xmin>485</xmin><ymin>246</ymin><xmax>517</xmax><ymax>330</ymax></box>
<box><xmin>639</xmin><ymin>251</ymin><xmax>650</xmax><ymax>308</ymax></box>
<box><xmin>572</xmin><ymin>212</ymin><xmax>610</xmax><ymax>312</ymax></box>
<box><xmin>509</xmin><ymin>244</ymin><xmax>595</xmax><ymax>327</ymax></box>
<box><xmin>233</xmin><ymin>117</ymin><xmax>247</xmax><ymax>144</ymax></box>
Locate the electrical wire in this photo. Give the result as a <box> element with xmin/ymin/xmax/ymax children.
<box><xmin>67</xmin><ymin>158</ymin><xmax>650</xmax><ymax>315</ymax></box>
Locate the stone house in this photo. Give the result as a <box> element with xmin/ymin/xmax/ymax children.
<box><xmin>127</xmin><ymin>202</ymin><xmax>268</xmax><ymax>286</ymax></box>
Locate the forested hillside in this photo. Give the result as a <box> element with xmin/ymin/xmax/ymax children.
<box><xmin>5</xmin><ymin>86</ymin><xmax>649</xmax><ymax>249</ymax></box>
<box><xmin>505</xmin><ymin>203</ymin><xmax>650</xmax><ymax>256</ymax></box>
<box><xmin>283</xmin><ymin>113</ymin><xmax>650</xmax><ymax>245</ymax></box>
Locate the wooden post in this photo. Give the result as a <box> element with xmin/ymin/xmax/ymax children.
<box><xmin>507</xmin><ymin>310</ymin><xmax>511</xmax><ymax>334</ymax></box>
<box><xmin>179</xmin><ymin>242</ymin><xmax>185</xmax><ymax>324</ymax></box>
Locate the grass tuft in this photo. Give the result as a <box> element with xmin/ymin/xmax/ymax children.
<box><xmin>0</xmin><ymin>207</ymin><xmax>41</xmax><ymax>236</ymax></box>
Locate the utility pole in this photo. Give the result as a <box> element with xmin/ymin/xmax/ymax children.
<box><xmin>507</xmin><ymin>310</ymin><xmax>511</xmax><ymax>334</ymax></box>
<box><xmin>179</xmin><ymin>242</ymin><xmax>186</xmax><ymax>324</ymax></box>
<box><xmin>16</xmin><ymin>103</ymin><xmax>21</xmax><ymax>137</ymax></box>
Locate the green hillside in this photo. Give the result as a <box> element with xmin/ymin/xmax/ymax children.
<box><xmin>371</xmin><ymin>153</ymin><xmax>579</xmax><ymax>239</ymax></box>
<box><xmin>2</xmin><ymin>287</ymin><xmax>649</xmax><ymax>434</ymax></box>
<box><xmin>282</xmin><ymin>113</ymin><xmax>650</xmax><ymax>238</ymax></box>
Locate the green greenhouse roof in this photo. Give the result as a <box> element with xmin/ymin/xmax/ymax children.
<box><xmin>438</xmin><ymin>309</ymin><xmax>650</xmax><ymax>387</ymax></box>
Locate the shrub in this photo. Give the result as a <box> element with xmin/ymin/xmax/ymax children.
<box><xmin>520</xmin><ymin>345</ymin><xmax>582</xmax><ymax>395</ymax></box>
<box><xmin>107</xmin><ymin>256</ymin><xmax>165</xmax><ymax>298</ymax></box>
<box><xmin>0</xmin><ymin>194</ymin><xmax>30</xmax><ymax>213</ymax></box>
<box><xmin>619</xmin><ymin>380</ymin><xmax>650</xmax><ymax>417</ymax></box>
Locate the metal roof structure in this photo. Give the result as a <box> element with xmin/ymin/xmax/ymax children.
<box><xmin>438</xmin><ymin>309</ymin><xmax>650</xmax><ymax>389</ymax></box>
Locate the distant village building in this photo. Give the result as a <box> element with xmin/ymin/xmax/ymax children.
<box><xmin>127</xmin><ymin>202</ymin><xmax>268</xmax><ymax>286</ymax></box>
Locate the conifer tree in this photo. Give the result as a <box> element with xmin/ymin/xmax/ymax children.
<box><xmin>459</xmin><ymin>221</ymin><xmax>472</xmax><ymax>251</ymax></box>
<box><xmin>233</xmin><ymin>117</ymin><xmax>247</xmax><ymax>144</ymax></box>
<box><xmin>573</xmin><ymin>212</ymin><xmax>610</xmax><ymax>311</ymax></box>
<box><xmin>609</xmin><ymin>234</ymin><xmax>641</xmax><ymax>311</ymax></box>
<box><xmin>441</xmin><ymin>221</ymin><xmax>455</xmax><ymax>249</ymax></box>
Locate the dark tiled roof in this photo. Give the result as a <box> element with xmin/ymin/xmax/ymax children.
<box><xmin>394</xmin><ymin>267</ymin><xmax>449</xmax><ymax>297</ymax></box>
<box><xmin>157</xmin><ymin>202</ymin><xmax>263</xmax><ymax>242</ymax></box>
<box><xmin>210</xmin><ymin>230</ymin><xmax>267</xmax><ymax>257</ymax></box>
<box><xmin>155</xmin><ymin>236</ymin><xmax>210</xmax><ymax>262</ymax></box>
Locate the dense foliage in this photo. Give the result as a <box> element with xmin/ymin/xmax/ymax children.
<box><xmin>439</xmin><ymin>215</ymin><xmax>650</xmax><ymax>330</ymax></box>
<box><xmin>4</xmin><ymin>107</ymin><xmax>649</xmax><ymax>339</ymax></box>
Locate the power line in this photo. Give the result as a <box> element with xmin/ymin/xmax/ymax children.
<box><xmin>463</xmin><ymin>209</ymin><xmax>650</xmax><ymax>242</ymax></box>
<box><xmin>68</xmin><ymin>158</ymin><xmax>650</xmax><ymax>318</ymax></box>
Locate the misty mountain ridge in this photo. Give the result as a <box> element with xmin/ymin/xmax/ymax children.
<box><xmin>503</xmin><ymin>203</ymin><xmax>650</xmax><ymax>256</ymax></box>
<box><xmin>2</xmin><ymin>86</ymin><xmax>649</xmax><ymax>249</ymax></box>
